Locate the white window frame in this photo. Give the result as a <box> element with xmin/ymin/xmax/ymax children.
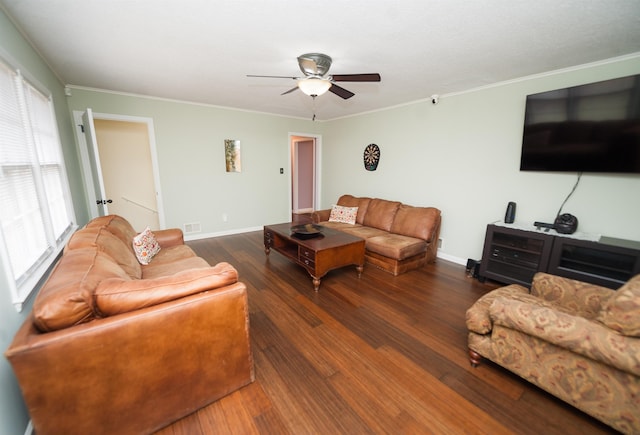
<box><xmin>0</xmin><ymin>53</ymin><xmax>77</xmax><ymax>312</ymax></box>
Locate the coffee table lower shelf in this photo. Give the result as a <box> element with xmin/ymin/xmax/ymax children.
<box><xmin>264</xmin><ymin>223</ymin><xmax>365</xmax><ymax>291</ymax></box>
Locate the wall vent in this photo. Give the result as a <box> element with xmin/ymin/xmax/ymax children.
<box><xmin>184</xmin><ymin>222</ymin><xmax>201</xmax><ymax>234</ymax></box>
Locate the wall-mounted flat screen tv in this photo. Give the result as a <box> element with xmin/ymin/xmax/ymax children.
<box><xmin>520</xmin><ymin>74</ymin><xmax>640</xmax><ymax>173</ymax></box>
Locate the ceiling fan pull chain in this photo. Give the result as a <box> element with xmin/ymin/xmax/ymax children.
<box><xmin>312</xmin><ymin>95</ymin><xmax>317</xmax><ymax>121</ymax></box>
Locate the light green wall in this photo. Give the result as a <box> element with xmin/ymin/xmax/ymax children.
<box><xmin>323</xmin><ymin>55</ymin><xmax>640</xmax><ymax>263</ymax></box>
<box><xmin>0</xmin><ymin>8</ymin><xmax>88</xmax><ymax>435</ymax></box>
<box><xmin>2</xmin><ymin>4</ymin><xmax>640</xmax><ymax>432</ymax></box>
<box><xmin>66</xmin><ymin>90</ymin><xmax>321</xmax><ymax>233</ymax></box>
<box><xmin>79</xmin><ymin>53</ymin><xmax>637</xmax><ymax>266</ymax></box>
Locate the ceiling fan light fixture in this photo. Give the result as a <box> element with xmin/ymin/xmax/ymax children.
<box><xmin>298</xmin><ymin>77</ymin><xmax>332</xmax><ymax>96</ymax></box>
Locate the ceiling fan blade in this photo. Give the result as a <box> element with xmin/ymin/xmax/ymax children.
<box><xmin>332</xmin><ymin>73</ymin><xmax>381</xmax><ymax>82</ymax></box>
<box><xmin>281</xmin><ymin>86</ymin><xmax>299</xmax><ymax>95</ymax></box>
<box><xmin>329</xmin><ymin>83</ymin><xmax>355</xmax><ymax>100</ymax></box>
<box><xmin>246</xmin><ymin>74</ymin><xmax>299</xmax><ymax>80</ymax></box>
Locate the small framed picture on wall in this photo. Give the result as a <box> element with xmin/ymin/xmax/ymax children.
<box><xmin>224</xmin><ymin>139</ymin><xmax>241</xmax><ymax>172</ymax></box>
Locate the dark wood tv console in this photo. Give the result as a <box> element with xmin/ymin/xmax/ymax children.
<box><xmin>479</xmin><ymin>223</ymin><xmax>640</xmax><ymax>289</ymax></box>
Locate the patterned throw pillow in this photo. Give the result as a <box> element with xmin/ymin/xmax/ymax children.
<box><xmin>132</xmin><ymin>227</ymin><xmax>161</xmax><ymax>265</ymax></box>
<box><xmin>597</xmin><ymin>274</ymin><xmax>640</xmax><ymax>337</ymax></box>
<box><xmin>328</xmin><ymin>205</ymin><xmax>358</xmax><ymax>225</ymax></box>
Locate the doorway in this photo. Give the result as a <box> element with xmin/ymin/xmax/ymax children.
<box><xmin>73</xmin><ymin>110</ymin><xmax>165</xmax><ymax>231</ymax></box>
<box><xmin>290</xmin><ymin>133</ymin><xmax>321</xmax><ymax>216</ymax></box>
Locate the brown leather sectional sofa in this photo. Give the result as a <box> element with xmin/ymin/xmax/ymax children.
<box><xmin>312</xmin><ymin>194</ymin><xmax>441</xmax><ymax>275</ymax></box>
<box><xmin>5</xmin><ymin>215</ymin><xmax>254</xmax><ymax>435</ymax></box>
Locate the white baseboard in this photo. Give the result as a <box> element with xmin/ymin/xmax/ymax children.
<box><xmin>186</xmin><ymin>227</ymin><xmax>468</xmax><ymax>268</ymax></box>
<box><xmin>183</xmin><ymin>226</ymin><xmax>262</xmax><ymax>242</ymax></box>
<box><xmin>436</xmin><ymin>251</ymin><xmax>466</xmax><ymax>266</ymax></box>
<box><xmin>24</xmin><ymin>420</ymin><xmax>33</xmax><ymax>435</ymax></box>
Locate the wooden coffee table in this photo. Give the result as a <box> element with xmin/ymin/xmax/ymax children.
<box><xmin>264</xmin><ymin>223</ymin><xmax>365</xmax><ymax>291</ymax></box>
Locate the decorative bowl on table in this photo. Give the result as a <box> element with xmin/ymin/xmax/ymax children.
<box><xmin>291</xmin><ymin>223</ymin><xmax>323</xmax><ymax>239</ymax></box>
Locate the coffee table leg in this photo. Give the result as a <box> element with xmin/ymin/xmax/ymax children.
<box><xmin>312</xmin><ymin>277</ymin><xmax>321</xmax><ymax>292</ymax></box>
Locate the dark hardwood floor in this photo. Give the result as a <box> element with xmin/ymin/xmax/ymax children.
<box><xmin>155</xmin><ymin>223</ymin><xmax>616</xmax><ymax>434</ymax></box>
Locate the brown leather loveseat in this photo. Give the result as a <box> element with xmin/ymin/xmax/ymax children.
<box><xmin>312</xmin><ymin>194</ymin><xmax>441</xmax><ymax>275</ymax></box>
<box><xmin>5</xmin><ymin>215</ymin><xmax>254</xmax><ymax>435</ymax></box>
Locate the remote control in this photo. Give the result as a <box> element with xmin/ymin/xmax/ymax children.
<box><xmin>534</xmin><ymin>221</ymin><xmax>555</xmax><ymax>229</ymax></box>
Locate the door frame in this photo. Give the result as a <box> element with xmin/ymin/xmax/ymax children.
<box><xmin>292</xmin><ymin>138</ymin><xmax>315</xmax><ymax>213</ymax></box>
<box><xmin>288</xmin><ymin>132</ymin><xmax>321</xmax><ymax>215</ymax></box>
<box><xmin>73</xmin><ymin>110</ymin><xmax>166</xmax><ymax>228</ymax></box>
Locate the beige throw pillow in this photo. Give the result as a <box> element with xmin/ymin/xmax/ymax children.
<box><xmin>132</xmin><ymin>227</ymin><xmax>161</xmax><ymax>265</ymax></box>
<box><xmin>328</xmin><ymin>205</ymin><xmax>358</xmax><ymax>224</ymax></box>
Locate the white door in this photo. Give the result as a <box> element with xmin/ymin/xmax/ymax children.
<box><xmin>77</xmin><ymin>110</ymin><xmax>163</xmax><ymax>231</ymax></box>
<box><xmin>82</xmin><ymin>109</ymin><xmax>108</xmax><ymax>216</ymax></box>
<box><xmin>93</xmin><ymin>119</ymin><xmax>159</xmax><ymax>231</ymax></box>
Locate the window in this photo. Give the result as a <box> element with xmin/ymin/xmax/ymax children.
<box><xmin>0</xmin><ymin>57</ymin><xmax>76</xmax><ymax>311</ymax></box>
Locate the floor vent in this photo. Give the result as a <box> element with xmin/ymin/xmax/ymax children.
<box><xmin>184</xmin><ymin>222</ymin><xmax>201</xmax><ymax>234</ymax></box>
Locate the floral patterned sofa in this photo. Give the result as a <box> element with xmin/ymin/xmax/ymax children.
<box><xmin>466</xmin><ymin>272</ymin><xmax>640</xmax><ymax>434</ymax></box>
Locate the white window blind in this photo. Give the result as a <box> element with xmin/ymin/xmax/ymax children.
<box><xmin>0</xmin><ymin>57</ymin><xmax>76</xmax><ymax>311</ymax></box>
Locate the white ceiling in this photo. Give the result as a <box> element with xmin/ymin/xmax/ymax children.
<box><xmin>2</xmin><ymin>0</ymin><xmax>640</xmax><ymax>120</ymax></box>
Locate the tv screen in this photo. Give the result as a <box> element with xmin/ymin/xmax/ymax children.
<box><xmin>520</xmin><ymin>74</ymin><xmax>640</xmax><ymax>173</ymax></box>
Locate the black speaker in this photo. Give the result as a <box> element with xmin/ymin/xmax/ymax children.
<box><xmin>466</xmin><ymin>259</ymin><xmax>481</xmax><ymax>278</ymax></box>
<box><xmin>554</xmin><ymin>213</ymin><xmax>578</xmax><ymax>234</ymax></box>
<box><xmin>504</xmin><ymin>201</ymin><xmax>516</xmax><ymax>224</ymax></box>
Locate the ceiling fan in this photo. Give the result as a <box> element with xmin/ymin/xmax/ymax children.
<box><xmin>247</xmin><ymin>53</ymin><xmax>381</xmax><ymax>99</ymax></box>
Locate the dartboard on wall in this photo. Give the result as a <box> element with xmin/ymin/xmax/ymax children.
<box><xmin>363</xmin><ymin>143</ymin><xmax>380</xmax><ymax>171</ymax></box>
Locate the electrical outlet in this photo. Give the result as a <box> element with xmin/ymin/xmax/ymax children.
<box><xmin>437</xmin><ymin>238</ymin><xmax>442</xmax><ymax>248</ymax></box>
<box><xmin>222</xmin><ymin>213</ymin><xmax>228</xmax><ymax>222</ymax></box>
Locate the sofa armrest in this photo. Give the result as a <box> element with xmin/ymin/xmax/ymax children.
<box><xmin>94</xmin><ymin>262</ymin><xmax>238</xmax><ymax>315</ymax></box>
<box><xmin>465</xmin><ymin>284</ymin><xmax>529</xmax><ymax>334</ymax></box>
<box><xmin>490</xmin><ymin>297</ymin><xmax>640</xmax><ymax>376</ymax></box>
<box><xmin>5</xmin><ymin>282</ymin><xmax>254</xmax><ymax>435</ymax></box>
<box><xmin>311</xmin><ymin>209</ymin><xmax>331</xmax><ymax>223</ymax></box>
<box><xmin>153</xmin><ymin>228</ymin><xmax>184</xmax><ymax>247</ymax></box>
<box><xmin>531</xmin><ymin>272</ymin><xmax>614</xmax><ymax>317</ymax></box>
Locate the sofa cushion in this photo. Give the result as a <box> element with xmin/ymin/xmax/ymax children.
<box><xmin>337</xmin><ymin>194</ymin><xmax>371</xmax><ymax>224</ymax></box>
<box><xmin>362</xmin><ymin>199</ymin><xmax>401</xmax><ymax>231</ymax></box>
<box><xmin>94</xmin><ymin>262</ymin><xmax>239</xmax><ymax>316</ymax></box>
<box><xmin>390</xmin><ymin>205</ymin><xmax>441</xmax><ymax>242</ymax></box>
<box><xmin>336</xmin><ymin>225</ymin><xmax>388</xmax><ymax>240</ymax></box>
<box><xmin>86</xmin><ymin>214</ymin><xmax>138</xmax><ymax>247</ymax></box>
<box><xmin>597</xmin><ymin>274</ymin><xmax>640</xmax><ymax>337</ymax></box>
<box><xmin>530</xmin><ymin>272</ymin><xmax>614</xmax><ymax>319</ymax></box>
<box><xmin>366</xmin><ymin>234</ymin><xmax>427</xmax><ymax>261</ymax></box>
<box><xmin>66</xmin><ymin>227</ymin><xmax>142</xmax><ymax>279</ymax></box>
<box><xmin>145</xmin><ymin>244</ymin><xmax>199</xmax><ymax>263</ymax></box>
<box><xmin>132</xmin><ymin>227</ymin><xmax>161</xmax><ymax>265</ymax></box>
<box><xmin>142</xmin><ymin>247</ymin><xmax>210</xmax><ymax>279</ymax></box>
<box><xmin>33</xmin><ymin>249</ymin><xmax>131</xmax><ymax>332</ymax></box>
<box><xmin>489</xmin><ymin>296</ymin><xmax>640</xmax><ymax>377</ymax></box>
<box><xmin>319</xmin><ymin>221</ymin><xmax>363</xmax><ymax>231</ymax></box>
<box><xmin>329</xmin><ymin>205</ymin><xmax>358</xmax><ymax>224</ymax></box>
